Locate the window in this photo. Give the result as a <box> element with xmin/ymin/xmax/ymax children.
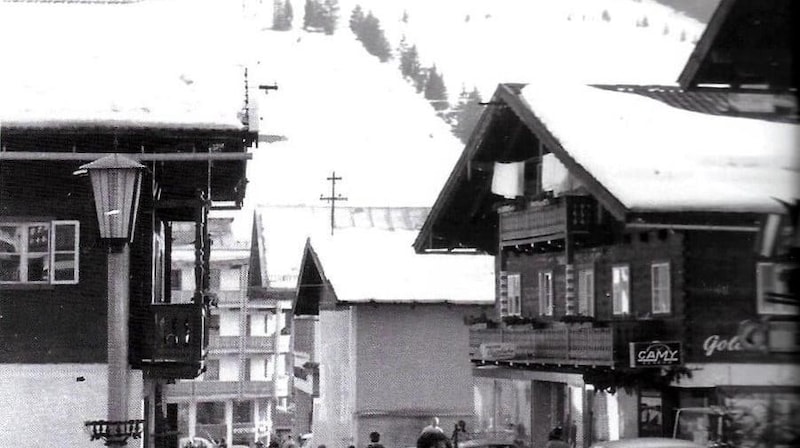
<box><xmin>170</xmin><ymin>269</ymin><xmax>182</xmax><ymax>291</ymax></box>
<box><xmin>204</xmin><ymin>359</ymin><xmax>220</xmax><ymax>381</ymax></box>
<box><xmin>612</xmin><ymin>265</ymin><xmax>630</xmax><ymax>315</ymax></box>
<box><xmin>277</xmin><ymin>397</ymin><xmax>288</xmax><ymax>410</ymax></box>
<box><xmin>651</xmin><ymin>262</ymin><xmax>671</xmax><ymax>314</ymax></box>
<box><xmin>243</xmin><ymin>358</ymin><xmax>251</xmax><ymax>381</ymax></box>
<box><xmin>196</xmin><ymin>402</ymin><xmax>225</xmax><ymax>424</ymax></box>
<box><xmin>577</xmin><ymin>267</ymin><xmax>595</xmax><ymax>316</ymax></box>
<box><xmin>538</xmin><ymin>271</ymin><xmax>554</xmax><ymax>316</ymax></box>
<box><xmin>0</xmin><ymin>220</ymin><xmax>79</xmax><ymax>285</ymax></box>
<box><xmin>209</xmin><ymin>268</ymin><xmax>221</xmax><ymax>290</ymax></box>
<box><xmin>499</xmin><ymin>272</ymin><xmax>521</xmax><ymax>317</ymax></box>
<box><xmin>757</xmin><ymin>262</ymin><xmax>799</xmax><ymax>315</ymax></box>
<box><xmin>233</xmin><ymin>401</ymin><xmax>252</xmax><ymax>424</ymax></box>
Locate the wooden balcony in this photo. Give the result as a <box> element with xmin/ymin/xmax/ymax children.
<box><xmin>142</xmin><ymin>302</ymin><xmax>208</xmax><ymax>379</ymax></box>
<box><xmin>469</xmin><ymin>326</ymin><xmax>614</xmax><ymax>366</ymax></box>
<box><xmin>470</xmin><ymin>320</ymin><xmax>683</xmax><ymax>368</ymax></box>
<box><xmin>499</xmin><ymin>195</ymin><xmax>597</xmax><ymax>246</ymax></box>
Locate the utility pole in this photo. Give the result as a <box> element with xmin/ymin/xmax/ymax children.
<box><xmin>320</xmin><ymin>171</ymin><xmax>347</xmax><ymax>235</ymax></box>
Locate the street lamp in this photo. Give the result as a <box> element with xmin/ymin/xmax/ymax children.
<box><xmin>79</xmin><ymin>154</ymin><xmax>145</xmax><ymax>446</ymax></box>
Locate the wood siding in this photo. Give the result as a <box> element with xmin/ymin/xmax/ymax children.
<box><xmin>0</xmin><ymin>161</ymin><xmax>108</xmax><ymax>363</ymax></box>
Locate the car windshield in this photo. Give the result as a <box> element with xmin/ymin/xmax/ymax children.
<box><xmin>674</xmin><ymin>408</ymin><xmax>726</xmax><ymax>445</ymax></box>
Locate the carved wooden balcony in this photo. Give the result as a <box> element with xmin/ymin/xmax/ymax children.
<box><xmin>499</xmin><ymin>195</ymin><xmax>597</xmax><ymax>247</ymax></box>
<box><xmin>469</xmin><ymin>325</ymin><xmax>614</xmax><ymax>367</ymax></box>
<box><xmin>142</xmin><ymin>302</ymin><xmax>208</xmax><ymax>379</ymax></box>
<box><xmin>469</xmin><ymin>319</ymin><xmax>683</xmax><ymax>368</ymax></box>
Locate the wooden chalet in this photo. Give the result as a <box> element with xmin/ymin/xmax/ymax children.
<box><xmin>414</xmin><ymin>3</ymin><xmax>798</xmax><ymax>447</ymax></box>
<box><xmin>0</xmin><ymin>1</ymin><xmax>259</xmax><ymax>447</ymax></box>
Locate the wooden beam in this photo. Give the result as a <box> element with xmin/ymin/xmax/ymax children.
<box><xmin>0</xmin><ymin>151</ymin><xmax>252</xmax><ymax>162</ymax></box>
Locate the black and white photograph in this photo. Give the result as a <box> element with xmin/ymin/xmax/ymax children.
<box><xmin>0</xmin><ymin>0</ymin><xmax>796</xmax><ymax>447</ymax></box>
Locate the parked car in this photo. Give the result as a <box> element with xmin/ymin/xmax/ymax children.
<box><xmin>178</xmin><ymin>436</ymin><xmax>218</xmax><ymax>448</ymax></box>
<box><xmin>589</xmin><ymin>438</ymin><xmax>706</xmax><ymax>448</ymax></box>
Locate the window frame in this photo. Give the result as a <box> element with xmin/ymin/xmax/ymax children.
<box><xmin>756</xmin><ymin>262</ymin><xmax>798</xmax><ymax>316</ymax></box>
<box><xmin>577</xmin><ymin>266</ymin><xmax>595</xmax><ymax>317</ymax></box>
<box><xmin>651</xmin><ymin>262</ymin><xmax>671</xmax><ymax>315</ymax></box>
<box><xmin>505</xmin><ymin>272</ymin><xmax>522</xmax><ymax>317</ymax></box>
<box><xmin>612</xmin><ymin>264</ymin><xmax>631</xmax><ymax>316</ymax></box>
<box><xmin>0</xmin><ymin>219</ymin><xmax>80</xmax><ymax>285</ymax></box>
<box><xmin>538</xmin><ymin>270</ymin><xmax>554</xmax><ymax>316</ymax></box>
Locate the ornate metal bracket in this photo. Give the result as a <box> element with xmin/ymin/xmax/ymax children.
<box><xmin>84</xmin><ymin>419</ymin><xmax>144</xmax><ymax>446</ymax></box>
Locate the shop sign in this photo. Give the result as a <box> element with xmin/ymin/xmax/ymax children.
<box><xmin>702</xmin><ymin>334</ymin><xmax>743</xmax><ymax>357</ymax></box>
<box><xmin>629</xmin><ymin>341</ymin><xmax>682</xmax><ymax>367</ymax></box>
<box><xmin>479</xmin><ymin>342</ymin><xmax>516</xmax><ymax>360</ymax></box>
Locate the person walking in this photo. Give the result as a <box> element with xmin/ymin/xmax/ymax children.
<box><xmin>421</xmin><ymin>417</ymin><xmax>444</xmax><ymax>435</ymax></box>
<box><xmin>544</xmin><ymin>427</ymin><xmax>569</xmax><ymax>448</ymax></box>
<box><xmin>366</xmin><ymin>432</ymin><xmax>385</xmax><ymax>448</ymax></box>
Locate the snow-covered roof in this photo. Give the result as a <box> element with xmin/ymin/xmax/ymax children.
<box><xmin>257</xmin><ymin>205</ymin><xmax>430</xmax><ymax>289</ymax></box>
<box><xmin>308</xmin><ymin>227</ymin><xmax>494</xmax><ymax>305</ymax></box>
<box><xmin>0</xmin><ymin>0</ymin><xmax>254</xmax><ymax>130</ymax></box>
<box><xmin>520</xmin><ymin>82</ymin><xmax>800</xmax><ymax>214</ymax></box>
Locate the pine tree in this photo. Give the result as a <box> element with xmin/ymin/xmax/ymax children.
<box><xmin>401</xmin><ymin>9</ymin><xmax>409</xmax><ymax>23</ymax></box>
<box><xmin>304</xmin><ymin>0</ymin><xmax>325</xmax><ymax>30</ymax></box>
<box><xmin>359</xmin><ymin>12</ymin><xmax>392</xmax><ymax>62</ymax></box>
<box><xmin>350</xmin><ymin>5</ymin><xmax>365</xmax><ymax>36</ymax></box>
<box><xmin>451</xmin><ymin>87</ymin><xmax>483</xmax><ymax>143</ymax></box>
<box><xmin>273</xmin><ymin>0</ymin><xmax>293</xmax><ymax>31</ymax></box>
<box><xmin>399</xmin><ymin>41</ymin><xmax>421</xmax><ymax>80</ymax></box>
<box><xmin>424</xmin><ymin>65</ymin><xmax>448</xmax><ymax>111</ymax></box>
<box><xmin>601</xmin><ymin>9</ymin><xmax>610</xmax><ymax>22</ymax></box>
<box><xmin>321</xmin><ymin>0</ymin><xmax>339</xmax><ymax>35</ymax></box>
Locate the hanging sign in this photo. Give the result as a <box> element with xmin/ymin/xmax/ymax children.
<box><xmin>629</xmin><ymin>341</ymin><xmax>682</xmax><ymax>368</ymax></box>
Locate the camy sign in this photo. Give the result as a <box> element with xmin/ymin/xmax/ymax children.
<box><xmin>629</xmin><ymin>341</ymin><xmax>682</xmax><ymax>368</ymax></box>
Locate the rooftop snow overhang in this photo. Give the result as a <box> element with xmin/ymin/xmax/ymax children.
<box><xmin>678</xmin><ymin>0</ymin><xmax>798</xmax><ymax>92</ymax></box>
<box><xmin>413</xmin><ymin>83</ymin><xmax>628</xmax><ymax>254</ymax></box>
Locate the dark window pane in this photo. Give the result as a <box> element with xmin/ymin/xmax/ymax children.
<box><xmin>233</xmin><ymin>400</ymin><xmax>252</xmax><ymax>423</ymax></box>
<box><xmin>170</xmin><ymin>269</ymin><xmax>182</xmax><ymax>290</ymax></box>
<box><xmin>54</xmin><ymin>224</ymin><xmax>76</xmax><ymax>251</ymax></box>
<box><xmin>0</xmin><ymin>255</ymin><xmax>21</xmax><ymax>281</ymax></box>
<box><xmin>27</xmin><ymin>255</ymin><xmax>49</xmax><ymax>282</ymax></box>
<box><xmin>196</xmin><ymin>401</ymin><xmax>225</xmax><ymax>424</ymax></box>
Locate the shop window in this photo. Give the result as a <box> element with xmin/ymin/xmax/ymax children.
<box><xmin>612</xmin><ymin>265</ymin><xmax>630</xmax><ymax>315</ymax></box>
<box><xmin>651</xmin><ymin>262</ymin><xmax>671</xmax><ymax>314</ymax></box>
<box><xmin>756</xmin><ymin>262</ymin><xmax>798</xmax><ymax>315</ymax></box>
<box><xmin>170</xmin><ymin>269</ymin><xmax>182</xmax><ymax>291</ymax></box>
<box><xmin>233</xmin><ymin>400</ymin><xmax>252</xmax><ymax>424</ymax></box>
<box><xmin>577</xmin><ymin>267</ymin><xmax>594</xmax><ymax>316</ymax></box>
<box><xmin>196</xmin><ymin>401</ymin><xmax>225</xmax><ymax>425</ymax></box>
<box><xmin>639</xmin><ymin>391</ymin><xmax>663</xmax><ymax>437</ymax></box>
<box><xmin>0</xmin><ymin>220</ymin><xmax>79</xmax><ymax>285</ymax></box>
<box><xmin>538</xmin><ymin>270</ymin><xmax>554</xmax><ymax>316</ymax></box>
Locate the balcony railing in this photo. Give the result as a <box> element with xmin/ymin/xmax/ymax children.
<box><xmin>245</xmin><ymin>336</ymin><xmax>275</xmax><ymax>351</ymax></box>
<box><xmin>469</xmin><ymin>326</ymin><xmax>614</xmax><ymax>366</ymax></box>
<box><xmin>163</xmin><ymin>380</ymin><xmax>240</xmax><ymax>398</ymax></box>
<box><xmin>499</xmin><ymin>195</ymin><xmax>597</xmax><ymax>246</ymax></box>
<box><xmin>241</xmin><ymin>381</ymin><xmax>274</xmax><ymax>396</ymax></box>
<box><xmin>142</xmin><ymin>303</ymin><xmax>207</xmax><ymax>379</ymax></box>
<box><xmin>470</xmin><ymin>320</ymin><xmax>683</xmax><ymax>368</ymax></box>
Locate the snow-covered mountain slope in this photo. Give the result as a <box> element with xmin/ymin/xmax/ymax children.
<box><xmin>339</xmin><ymin>0</ymin><xmax>710</xmax><ymax>99</ymax></box>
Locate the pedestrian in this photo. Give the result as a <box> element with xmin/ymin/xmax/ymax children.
<box><xmin>417</xmin><ymin>429</ymin><xmax>451</xmax><ymax>448</ymax></box>
<box><xmin>544</xmin><ymin>426</ymin><xmax>569</xmax><ymax>448</ymax></box>
<box><xmin>367</xmin><ymin>431</ymin><xmax>385</xmax><ymax>448</ymax></box>
<box><xmin>218</xmin><ymin>438</ymin><xmax>227</xmax><ymax>448</ymax></box>
<box><xmin>451</xmin><ymin>420</ymin><xmax>470</xmax><ymax>448</ymax></box>
<box><xmin>282</xmin><ymin>435</ymin><xmax>299</xmax><ymax>448</ymax></box>
<box><xmin>421</xmin><ymin>417</ymin><xmax>444</xmax><ymax>435</ymax></box>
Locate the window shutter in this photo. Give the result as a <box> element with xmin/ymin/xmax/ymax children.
<box><xmin>499</xmin><ymin>271</ymin><xmax>509</xmax><ymax>316</ymax></box>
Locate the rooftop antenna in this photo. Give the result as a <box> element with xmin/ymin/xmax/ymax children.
<box><xmin>320</xmin><ymin>171</ymin><xmax>347</xmax><ymax>235</ymax></box>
